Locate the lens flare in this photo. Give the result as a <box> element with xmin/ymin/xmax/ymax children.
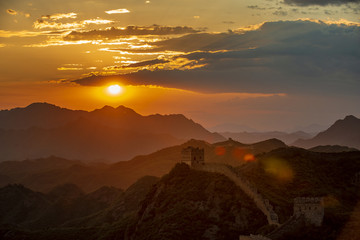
<box><xmin>263</xmin><ymin>158</ymin><xmax>294</xmax><ymax>182</ymax></box>
<box><xmin>215</xmin><ymin>146</ymin><xmax>226</xmax><ymax>156</ymax></box>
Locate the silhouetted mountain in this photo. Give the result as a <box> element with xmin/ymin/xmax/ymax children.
<box><xmin>0</xmin><ymin>103</ymin><xmax>224</xmax><ymax>162</ymax></box>
<box><xmin>0</xmin><ymin>103</ymin><xmax>86</xmax><ymax>130</ymax></box>
<box><xmin>220</xmin><ymin>131</ymin><xmax>313</xmax><ymax>144</ymax></box>
<box><xmin>128</xmin><ymin>163</ymin><xmax>266</xmax><ymax>240</ymax></box>
<box><xmin>0</xmin><ymin>176</ymin><xmax>155</xmax><ymax>231</ymax></box>
<box><xmin>309</xmin><ymin>145</ymin><xmax>359</xmax><ymax>153</ymax></box>
<box><xmin>209</xmin><ymin>123</ymin><xmax>257</xmax><ymax>132</ymax></box>
<box><xmin>0</xmin><ymin>138</ymin><xmax>287</xmax><ymax>192</ymax></box>
<box><xmin>293</xmin><ymin>115</ymin><xmax>360</xmax><ymax>149</ymax></box>
<box><xmin>1</xmin><ymin>149</ymin><xmax>360</xmax><ymax>240</ymax></box>
<box><xmin>236</xmin><ymin>147</ymin><xmax>360</xmax><ymax>239</ymax></box>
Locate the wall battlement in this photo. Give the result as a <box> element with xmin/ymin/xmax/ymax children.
<box><xmin>181</xmin><ymin>147</ymin><xmax>205</xmax><ymax>168</ymax></box>
<box><xmin>293</xmin><ymin>197</ymin><xmax>324</xmax><ymax>226</ymax></box>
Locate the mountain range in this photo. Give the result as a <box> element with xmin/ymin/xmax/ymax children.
<box><xmin>0</xmin><ymin>138</ymin><xmax>286</xmax><ymax>192</ymax></box>
<box><xmin>0</xmin><ymin>103</ymin><xmax>224</xmax><ymax>162</ymax></box>
<box><xmin>1</xmin><ymin>147</ymin><xmax>360</xmax><ymax>240</ymax></box>
<box><xmin>220</xmin><ymin>131</ymin><xmax>314</xmax><ymax>145</ymax></box>
<box><xmin>293</xmin><ymin>115</ymin><xmax>360</xmax><ymax>150</ymax></box>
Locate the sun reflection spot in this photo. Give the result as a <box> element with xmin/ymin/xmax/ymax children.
<box><xmin>215</xmin><ymin>146</ymin><xmax>226</xmax><ymax>156</ymax></box>
<box><xmin>244</xmin><ymin>153</ymin><xmax>255</xmax><ymax>162</ymax></box>
<box><xmin>107</xmin><ymin>84</ymin><xmax>122</xmax><ymax>95</ymax></box>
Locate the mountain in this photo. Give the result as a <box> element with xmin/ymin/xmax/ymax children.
<box><xmin>293</xmin><ymin>115</ymin><xmax>360</xmax><ymax>149</ymax></box>
<box><xmin>220</xmin><ymin>131</ymin><xmax>314</xmax><ymax>145</ymax></box>
<box><xmin>309</xmin><ymin>145</ymin><xmax>359</xmax><ymax>153</ymax></box>
<box><xmin>128</xmin><ymin>163</ymin><xmax>267</xmax><ymax>240</ymax></box>
<box><xmin>209</xmin><ymin>123</ymin><xmax>257</xmax><ymax>132</ymax></box>
<box><xmin>1</xmin><ymin>149</ymin><xmax>360</xmax><ymax>240</ymax></box>
<box><xmin>0</xmin><ymin>176</ymin><xmax>157</xmax><ymax>231</ymax></box>
<box><xmin>0</xmin><ymin>103</ymin><xmax>86</xmax><ymax>130</ymax></box>
<box><xmin>0</xmin><ymin>138</ymin><xmax>287</xmax><ymax>192</ymax></box>
<box><xmin>0</xmin><ymin>103</ymin><xmax>224</xmax><ymax>162</ymax></box>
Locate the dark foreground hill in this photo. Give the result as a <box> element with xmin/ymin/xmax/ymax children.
<box><xmin>0</xmin><ymin>164</ymin><xmax>267</xmax><ymax>240</ymax></box>
<box><xmin>0</xmin><ymin>138</ymin><xmax>287</xmax><ymax>192</ymax></box>
<box><xmin>0</xmin><ymin>103</ymin><xmax>224</xmax><ymax>162</ymax></box>
<box><xmin>235</xmin><ymin>147</ymin><xmax>360</xmax><ymax>239</ymax></box>
<box><xmin>0</xmin><ymin>176</ymin><xmax>158</xmax><ymax>231</ymax></box>
<box><xmin>293</xmin><ymin>115</ymin><xmax>360</xmax><ymax>149</ymax></box>
<box><xmin>1</xmin><ymin>147</ymin><xmax>360</xmax><ymax>240</ymax></box>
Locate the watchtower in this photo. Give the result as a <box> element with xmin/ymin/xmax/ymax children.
<box><xmin>181</xmin><ymin>147</ymin><xmax>205</xmax><ymax>168</ymax></box>
<box><xmin>293</xmin><ymin>197</ymin><xmax>324</xmax><ymax>226</ymax></box>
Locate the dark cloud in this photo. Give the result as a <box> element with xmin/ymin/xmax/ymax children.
<box><xmin>73</xmin><ymin>20</ymin><xmax>360</xmax><ymax>95</ymax></box>
<box><xmin>6</xmin><ymin>9</ymin><xmax>17</xmax><ymax>15</ymax></box>
<box><xmin>283</xmin><ymin>0</ymin><xmax>360</xmax><ymax>6</ymax></box>
<box><xmin>273</xmin><ymin>10</ymin><xmax>288</xmax><ymax>15</ymax></box>
<box><xmin>247</xmin><ymin>5</ymin><xmax>267</xmax><ymax>10</ymax></box>
<box><xmin>64</xmin><ymin>25</ymin><xmax>201</xmax><ymax>41</ymax></box>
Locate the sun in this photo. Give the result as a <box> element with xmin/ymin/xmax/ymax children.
<box><xmin>107</xmin><ymin>84</ymin><xmax>123</xmax><ymax>95</ymax></box>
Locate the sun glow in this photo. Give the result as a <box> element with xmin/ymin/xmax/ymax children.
<box><xmin>107</xmin><ymin>84</ymin><xmax>123</xmax><ymax>95</ymax></box>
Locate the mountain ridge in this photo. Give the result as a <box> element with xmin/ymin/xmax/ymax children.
<box><xmin>293</xmin><ymin>115</ymin><xmax>360</xmax><ymax>149</ymax></box>
<box><xmin>0</xmin><ymin>102</ymin><xmax>224</xmax><ymax>162</ymax></box>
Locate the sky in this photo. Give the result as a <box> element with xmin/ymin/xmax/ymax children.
<box><xmin>0</xmin><ymin>0</ymin><xmax>359</xmax><ymax>132</ymax></box>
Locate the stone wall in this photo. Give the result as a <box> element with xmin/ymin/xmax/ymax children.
<box><xmin>199</xmin><ymin>163</ymin><xmax>279</xmax><ymax>226</ymax></box>
<box><xmin>293</xmin><ymin>197</ymin><xmax>324</xmax><ymax>226</ymax></box>
<box><xmin>181</xmin><ymin>147</ymin><xmax>205</xmax><ymax>168</ymax></box>
<box><xmin>239</xmin><ymin>234</ymin><xmax>272</xmax><ymax>240</ymax></box>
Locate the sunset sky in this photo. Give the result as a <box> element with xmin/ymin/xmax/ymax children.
<box><xmin>1</xmin><ymin>0</ymin><xmax>359</xmax><ymax>131</ymax></box>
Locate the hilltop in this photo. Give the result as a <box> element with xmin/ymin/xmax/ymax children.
<box><xmin>293</xmin><ymin>115</ymin><xmax>360</xmax><ymax>149</ymax></box>
<box><xmin>0</xmin><ymin>103</ymin><xmax>224</xmax><ymax>162</ymax></box>
<box><xmin>0</xmin><ymin>138</ymin><xmax>287</xmax><ymax>192</ymax></box>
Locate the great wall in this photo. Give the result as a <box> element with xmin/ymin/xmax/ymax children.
<box><xmin>181</xmin><ymin>146</ymin><xmax>325</xmax><ymax>240</ymax></box>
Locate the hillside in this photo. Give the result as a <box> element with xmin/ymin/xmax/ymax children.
<box><xmin>221</xmin><ymin>131</ymin><xmax>314</xmax><ymax>145</ymax></box>
<box><xmin>1</xmin><ymin>149</ymin><xmax>360</xmax><ymax>240</ymax></box>
<box><xmin>235</xmin><ymin>147</ymin><xmax>360</xmax><ymax>239</ymax></box>
<box><xmin>0</xmin><ymin>138</ymin><xmax>287</xmax><ymax>192</ymax></box>
<box><xmin>0</xmin><ymin>176</ymin><xmax>158</xmax><ymax>231</ymax></box>
<box><xmin>0</xmin><ymin>103</ymin><xmax>224</xmax><ymax>162</ymax></box>
<box><xmin>128</xmin><ymin>163</ymin><xmax>267</xmax><ymax>240</ymax></box>
<box><xmin>293</xmin><ymin>115</ymin><xmax>360</xmax><ymax>149</ymax></box>
<box><xmin>309</xmin><ymin>145</ymin><xmax>359</xmax><ymax>153</ymax></box>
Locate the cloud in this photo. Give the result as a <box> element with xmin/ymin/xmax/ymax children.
<box><xmin>72</xmin><ymin>20</ymin><xmax>360</xmax><ymax>96</ymax></box>
<box><xmin>0</xmin><ymin>29</ymin><xmax>56</xmax><ymax>38</ymax></box>
<box><xmin>33</xmin><ymin>18</ymin><xmax>113</xmax><ymax>30</ymax></box>
<box><xmin>6</xmin><ymin>9</ymin><xmax>17</xmax><ymax>15</ymax></box>
<box><xmin>105</xmin><ymin>9</ymin><xmax>130</xmax><ymax>14</ymax></box>
<box><xmin>41</xmin><ymin>12</ymin><xmax>77</xmax><ymax>20</ymax></box>
<box><xmin>283</xmin><ymin>0</ymin><xmax>360</xmax><ymax>6</ymax></box>
<box><xmin>247</xmin><ymin>5</ymin><xmax>266</xmax><ymax>10</ymax></box>
<box><xmin>63</xmin><ymin>25</ymin><xmax>201</xmax><ymax>40</ymax></box>
<box><xmin>273</xmin><ymin>10</ymin><xmax>288</xmax><ymax>16</ymax></box>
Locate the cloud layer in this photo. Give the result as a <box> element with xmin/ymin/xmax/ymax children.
<box><xmin>64</xmin><ymin>25</ymin><xmax>201</xmax><ymax>40</ymax></box>
<box><xmin>283</xmin><ymin>0</ymin><xmax>360</xmax><ymax>6</ymax></box>
<box><xmin>73</xmin><ymin>20</ymin><xmax>360</xmax><ymax>96</ymax></box>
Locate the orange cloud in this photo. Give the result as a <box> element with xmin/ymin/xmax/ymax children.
<box><xmin>33</xmin><ymin>18</ymin><xmax>113</xmax><ymax>30</ymax></box>
<box><xmin>6</xmin><ymin>9</ymin><xmax>17</xmax><ymax>15</ymax></box>
<box><xmin>41</xmin><ymin>12</ymin><xmax>77</xmax><ymax>20</ymax></box>
<box><xmin>105</xmin><ymin>9</ymin><xmax>130</xmax><ymax>14</ymax></box>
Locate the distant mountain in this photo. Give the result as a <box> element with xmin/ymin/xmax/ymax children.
<box><xmin>0</xmin><ymin>103</ymin><xmax>224</xmax><ymax>162</ymax></box>
<box><xmin>287</xmin><ymin>123</ymin><xmax>328</xmax><ymax>134</ymax></box>
<box><xmin>293</xmin><ymin>115</ymin><xmax>360</xmax><ymax>149</ymax></box>
<box><xmin>309</xmin><ymin>145</ymin><xmax>359</xmax><ymax>153</ymax></box>
<box><xmin>0</xmin><ymin>176</ymin><xmax>156</xmax><ymax>230</ymax></box>
<box><xmin>220</xmin><ymin>131</ymin><xmax>313</xmax><ymax>144</ymax></box>
<box><xmin>209</xmin><ymin>123</ymin><xmax>257</xmax><ymax>132</ymax></box>
<box><xmin>0</xmin><ymin>138</ymin><xmax>287</xmax><ymax>192</ymax></box>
